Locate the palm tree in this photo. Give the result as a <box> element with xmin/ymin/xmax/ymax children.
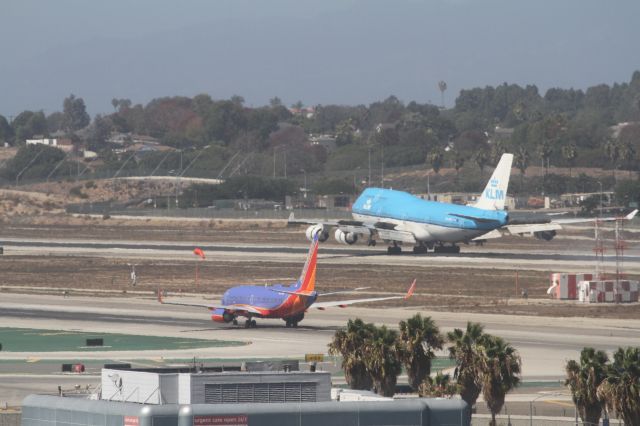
<box><xmin>597</xmin><ymin>347</ymin><xmax>640</xmax><ymax>425</ymax></box>
<box><xmin>603</xmin><ymin>137</ymin><xmax>619</xmax><ymax>181</ymax></box>
<box><xmin>363</xmin><ymin>325</ymin><xmax>402</xmax><ymax>397</ymax></box>
<box><xmin>618</xmin><ymin>139</ymin><xmax>636</xmax><ymax>177</ymax></box>
<box><xmin>428</xmin><ymin>149</ymin><xmax>444</xmax><ymax>174</ymax></box>
<box><xmin>537</xmin><ymin>138</ymin><xmax>553</xmax><ymax>176</ymax></box>
<box><xmin>565</xmin><ymin>347</ymin><xmax>609</xmax><ymax>426</ymax></box>
<box><xmin>418</xmin><ymin>372</ymin><xmax>457</xmax><ymax>398</ymax></box>
<box><xmin>514</xmin><ymin>146</ymin><xmax>530</xmax><ymax>189</ymax></box>
<box><xmin>480</xmin><ymin>336</ymin><xmax>522</xmax><ymax>426</ymax></box>
<box><xmin>398</xmin><ymin>314</ymin><xmax>444</xmax><ymax>391</ymax></box>
<box><xmin>561</xmin><ymin>143</ymin><xmax>578</xmax><ymax>177</ymax></box>
<box><xmin>452</xmin><ymin>149</ymin><xmax>465</xmax><ymax>186</ymax></box>
<box><xmin>328</xmin><ymin>318</ymin><xmax>374</xmax><ymax>390</ymax></box>
<box><xmin>447</xmin><ymin>322</ymin><xmax>487</xmax><ymax>422</ymax></box>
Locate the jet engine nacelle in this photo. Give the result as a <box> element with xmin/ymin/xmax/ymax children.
<box><xmin>334</xmin><ymin>229</ymin><xmax>358</xmax><ymax>245</ymax></box>
<box><xmin>534</xmin><ymin>230</ymin><xmax>557</xmax><ymax>241</ymax></box>
<box><xmin>305</xmin><ymin>225</ymin><xmax>329</xmax><ymax>242</ymax></box>
<box><xmin>211</xmin><ymin>308</ymin><xmax>234</xmax><ymax>323</ymax></box>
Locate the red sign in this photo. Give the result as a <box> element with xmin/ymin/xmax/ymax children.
<box><xmin>193</xmin><ymin>415</ymin><xmax>248</xmax><ymax>426</ymax></box>
<box><xmin>124</xmin><ymin>416</ymin><xmax>139</xmax><ymax>426</ymax></box>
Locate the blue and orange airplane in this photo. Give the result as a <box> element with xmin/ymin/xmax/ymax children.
<box><xmin>159</xmin><ymin>236</ymin><xmax>416</xmax><ymax>328</ymax></box>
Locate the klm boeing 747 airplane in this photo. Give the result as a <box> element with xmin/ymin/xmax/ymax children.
<box><xmin>290</xmin><ymin>153</ymin><xmax>637</xmax><ymax>254</ymax></box>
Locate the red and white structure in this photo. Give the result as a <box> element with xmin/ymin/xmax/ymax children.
<box><xmin>548</xmin><ymin>273</ymin><xmax>600</xmax><ymax>300</ymax></box>
<box><xmin>578</xmin><ymin>280</ymin><xmax>639</xmax><ymax>303</ymax></box>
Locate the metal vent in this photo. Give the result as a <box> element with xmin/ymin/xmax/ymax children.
<box><xmin>253</xmin><ymin>384</ymin><xmax>269</xmax><ymax>403</ymax></box>
<box><xmin>268</xmin><ymin>383</ymin><xmax>285</xmax><ymax>403</ymax></box>
<box><xmin>237</xmin><ymin>384</ymin><xmax>254</xmax><ymax>403</ymax></box>
<box><xmin>301</xmin><ymin>383</ymin><xmax>317</xmax><ymax>402</ymax></box>
<box><xmin>222</xmin><ymin>384</ymin><xmax>238</xmax><ymax>403</ymax></box>
<box><xmin>204</xmin><ymin>384</ymin><xmax>222</xmax><ymax>404</ymax></box>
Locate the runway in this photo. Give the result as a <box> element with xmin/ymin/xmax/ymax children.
<box><xmin>1</xmin><ymin>293</ymin><xmax>638</xmax><ymax>373</ymax></box>
<box><xmin>2</xmin><ymin>236</ymin><xmax>640</xmax><ymax>272</ymax></box>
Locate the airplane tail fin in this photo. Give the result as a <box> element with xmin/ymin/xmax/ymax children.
<box><xmin>474</xmin><ymin>153</ymin><xmax>513</xmax><ymax>211</ymax></box>
<box><xmin>297</xmin><ymin>235</ymin><xmax>319</xmax><ymax>293</ymax></box>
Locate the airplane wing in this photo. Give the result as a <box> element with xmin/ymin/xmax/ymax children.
<box><xmin>473</xmin><ymin>209</ymin><xmax>638</xmax><ymax>241</ymax></box>
<box><xmin>312</xmin><ymin>279</ymin><xmax>416</xmax><ymax>310</ymax></box>
<box><xmin>157</xmin><ymin>291</ymin><xmax>263</xmax><ymax>314</ymax></box>
<box><xmin>289</xmin><ymin>213</ymin><xmax>417</xmax><ymax>244</ymax></box>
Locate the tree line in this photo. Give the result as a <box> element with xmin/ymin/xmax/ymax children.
<box><xmin>329</xmin><ymin>315</ymin><xmax>640</xmax><ymax>425</ymax></box>
<box><xmin>1</xmin><ymin>71</ymin><xmax>639</xmax><ymax>197</ymax></box>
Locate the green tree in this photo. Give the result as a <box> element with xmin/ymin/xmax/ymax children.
<box><xmin>398</xmin><ymin>314</ymin><xmax>444</xmax><ymax>391</ymax></box>
<box><xmin>481</xmin><ymin>336</ymin><xmax>521</xmax><ymax>426</ymax></box>
<box><xmin>561</xmin><ymin>143</ymin><xmax>578</xmax><ymax>177</ymax></box>
<box><xmin>62</xmin><ymin>94</ymin><xmax>90</xmax><ymax>132</ymax></box>
<box><xmin>514</xmin><ymin>146</ymin><xmax>530</xmax><ymax>189</ymax></box>
<box><xmin>618</xmin><ymin>139</ymin><xmax>636</xmax><ymax>177</ymax></box>
<box><xmin>604</xmin><ymin>137</ymin><xmax>619</xmax><ymax>181</ymax></box>
<box><xmin>597</xmin><ymin>347</ymin><xmax>640</xmax><ymax>425</ymax></box>
<box><xmin>335</xmin><ymin>119</ymin><xmax>355</xmax><ymax>146</ymax></box>
<box><xmin>473</xmin><ymin>148</ymin><xmax>489</xmax><ymax>178</ymax></box>
<box><xmin>429</xmin><ymin>148</ymin><xmax>444</xmax><ymax>174</ymax></box>
<box><xmin>0</xmin><ymin>115</ymin><xmax>13</xmax><ymax>144</ymax></box>
<box><xmin>615</xmin><ymin>180</ymin><xmax>640</xmax><ymax>207</ymax></box>
<box><xmin>489</xmin><ymin>140</ymin><xmax>506</xmax><ymax>165</ymax></box>
<box><xmin>363</xmin><ymin>325</ymin><xmax>402</xmax><ymax>397</ymax></box>
<box><xmin>328</xmin><ymin>318</ymin><xmax>374</xmax><ymax>390</ymax></box>
<box><xmin>565</xmin><ymin>347</ymin><xmax>609</xmax><ymax>426</ymax></box>
<box><xmin>269</xmin><ymin>97</ymin><xmax>283</xmax><ymax>108</ymax></box>
<box><xmin>451</xmin><ymin>149</ymin><xmax>465</xmax><ymax>184</ymax></box>
<box><xmin>447</xmin><ymin>322</ymin><xmax>487</xmax><ymax>422</ymax></box>
<box><xmin>418</xmin><ymin>372</ymin><xmax>457</xmax><ymax>398</ymax></box>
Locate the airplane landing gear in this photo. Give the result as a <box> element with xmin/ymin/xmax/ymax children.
<box><xmin>434</xmin><ymin>244</ymin><xmax>460</xmax><ymax>254</ymax></box>
<box><xmin>284</xmin><ymin>313</ymin><xmax>304</xmax><ymax>328</ymax></box>
<box><xmin>232</xmin><ymin>319</ymin><xmax>238</xmax><ymax>326</ymax></box>
<box><xmin>244</xmin><ymin>319</ymin><xmax>257</xmax><ymax>328</ymax></box>
<box><xmin>412</xmin><ymin>245</ymin><xmax>428</xmax><ymax>254</ymax></box>
<box><xmin>387</xmin><ymin>245</ymin><xmax>402</xmax><ymax>255</ymax></box>
<box><xmin>367</xmin><ymin>239</ymin><xmax>377</xmax><ymax>247</ymax></box>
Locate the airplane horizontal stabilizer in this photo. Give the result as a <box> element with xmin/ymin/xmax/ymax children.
<box><xmin>312</xmin><ymin>279</ymin><xmax>416</xmax><ymax>309</ymax></box>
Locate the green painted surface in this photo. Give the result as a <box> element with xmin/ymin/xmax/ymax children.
<box><xmin>0</xmin><ymin>328</ymin><xmax>244</xmax><ymax>352</ymax></box>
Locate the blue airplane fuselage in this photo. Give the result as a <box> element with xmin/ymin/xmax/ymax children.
<box><xmin>351</xmin><ymin>188</ymin><xmax>508</xmax><ymax>243</ymax></box>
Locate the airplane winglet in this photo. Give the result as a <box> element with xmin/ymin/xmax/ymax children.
<box><xmin>625</xmin><ymin>209</ymin><xmax>638</xmax><ymax>220</ymax></box>
<box><xmin>404</xmin><ymin>279</ymin><xmax>417</xmax><ymax>300</ymax></box>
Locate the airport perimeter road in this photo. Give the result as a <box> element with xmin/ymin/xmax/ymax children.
<box><xmin>1</xmin><ymin>293</ymin><xmax>639</xmax><ymax>382</ymax></box>
<box><xmin>2</xmin><ymin>236</ymin><xmax>640</xmax><ymax>272</ymax></box>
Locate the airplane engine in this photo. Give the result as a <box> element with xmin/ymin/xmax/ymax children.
<box><xmin>334</xmin><ymin>229</ymin><xmax>358</xmax><ymax>245</ymax></box>
<box><xmin>534</xmin><ymin>230</ymin><xmax>556</xmax><ymax>241</ymax></box>
<box><xmin>305</xmin><ymin>225</ymin><xmax>329</xmax><ymax>242</ymax></box>
<box><xmin>211</xmin><ymin>308</ymin><xmax>234</xmax><ymax>323</ymax></box>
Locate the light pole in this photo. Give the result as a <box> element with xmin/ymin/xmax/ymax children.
<box><xmin>301</xmin><ymin>169</ymin><xmax>307</xmax><ymax>199</ymax></box>
<box><xmin>529</xmin><ymin>392</ymin><xmax>561</xmax><ymax>426</ymax></box>
<box><xmin>598</xmin><ymin>181</ymin><xmax>603</xmax><ymax>217</ymax></box>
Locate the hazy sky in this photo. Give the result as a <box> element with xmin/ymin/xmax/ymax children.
<box><xmin>2</xmin><ymin>0</ymin><xmax>639</xmax><ymax>117</ymax></box>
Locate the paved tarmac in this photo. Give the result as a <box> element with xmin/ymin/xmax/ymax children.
<box><xmin>2</xmin><ymin>236</ymin><xmax>640</xmax><ymax>272</ymax></box>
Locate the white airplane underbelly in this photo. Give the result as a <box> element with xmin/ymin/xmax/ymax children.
<box><xmin>353</xmin><ymin>213</ymin><xmax>487</xmax><ymax>244</ymax></box>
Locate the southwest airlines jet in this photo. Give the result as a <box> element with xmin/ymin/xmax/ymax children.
<box><xmin>291</xmin><ymin>153</ymin><xmax>637</xmax><ymax>254</ymax></box>
<box><xmin>159</xmin><ymin>237</ymin><xmax>415</xmax><ymax>328</ymax></box>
